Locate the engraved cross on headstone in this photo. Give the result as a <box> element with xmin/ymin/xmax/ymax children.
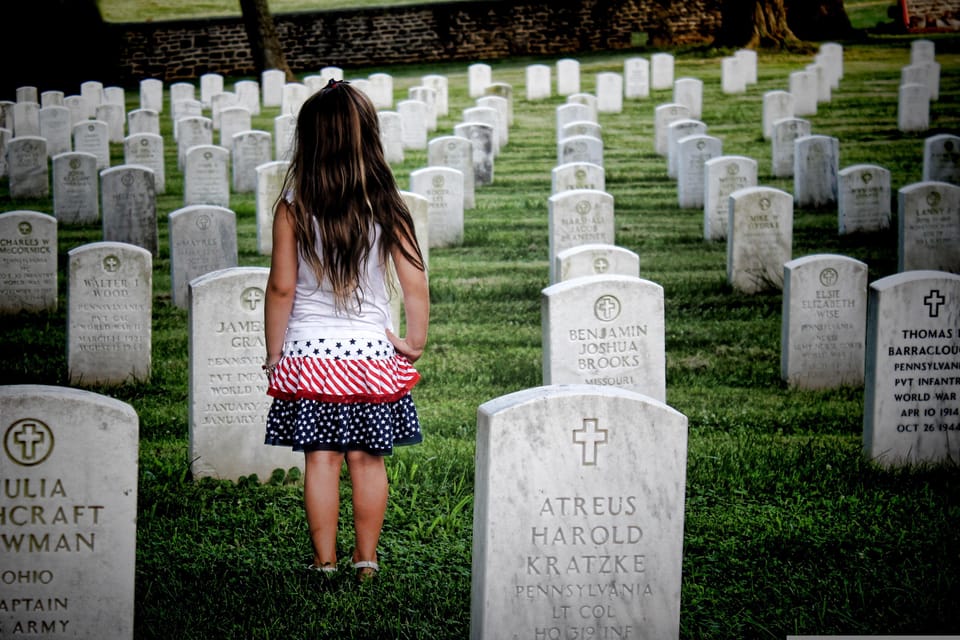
<box><xmin>924</xmin><ymin>289</ymin><xmax>946</xmax><ymax>318</ymax></box>
<box><xmin>12</xmin><ymin>421</ymin><xmax>46</xmax><ymax>462</ymax></box>
<box><xmin>572</xmin><ymin>418</ymin><xmax>608</xmax><ymax>466</ymax></box>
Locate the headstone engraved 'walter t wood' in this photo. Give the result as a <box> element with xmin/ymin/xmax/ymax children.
<box><xmin>0</xmin><ymin>385</ymin><xmax>138</xmax><ymax>638</ymax></box>
<box><xmin>471</xmin><ymin>384</ymin><xmax>688</xmax><ymax>640</ymax></box>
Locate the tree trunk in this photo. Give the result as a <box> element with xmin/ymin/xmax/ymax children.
<box><xmin>238</xmin><ymin>0</ymin><xmax>295</xmax><ymax>81</ymax></box>
<box><xmin>712</xmin><ymin>0</ymin><xmax>802</xmax><ymax>50</ymax></box>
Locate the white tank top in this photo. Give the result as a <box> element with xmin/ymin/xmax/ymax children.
<box><xmin>284</xmin><ymin>221</ymin><xmax>394</xmax><ymax>343</ymax></box>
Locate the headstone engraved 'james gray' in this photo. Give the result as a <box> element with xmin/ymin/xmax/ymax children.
<box><xmin>0</xmin><ymin>385</ymin><xmax>138</xmax><ymax>639</ymax></box>
<box><xmin>781</xmin><ymin>254</ymin><xmax>868</xmax><ymax>390</ymax></box>
<box><xmin>542</xmin><ymin>274</ymin><xmax>666</xmax><ymax>402</ymax></box>
<box><xmin>863</xmin><ymin>270</ymin><xmax>960</xmax><ymax>467</ymax></box>
<box><xmin>0</xmin><ymin>210</ymin><xmax>58</xmax><ymax>314</ymax></box>
<box><xmin>471</xmin><ymin>384</ymin><xmax>688</xmax><ymax>640</ymax></box>
<box><xmin>188</xmin><ymin>267</ymin><xmax>303</xmax><ymax>481</ymax></box>
<box><xmin>67</xmin><ymin>242</ymin><xmax>152</xmax><ymax>386</ymax></box>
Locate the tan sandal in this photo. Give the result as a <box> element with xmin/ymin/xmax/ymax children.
<box><xmin>306</xmin><ymin>561</ymin><xmax>338</xmax><ymax>574</ymax></box>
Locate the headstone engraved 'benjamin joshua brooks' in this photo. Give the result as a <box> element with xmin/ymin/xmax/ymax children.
<box><xmin>471</xmin><ymin>384</ymin><xmax>688</xmax><ymax>640</ymax></box>
<box><xmin>0</xmin><ymin>385</ymin><xmax>138</xmax><ymax>638</ymax></box>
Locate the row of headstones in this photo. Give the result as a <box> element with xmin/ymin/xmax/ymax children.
<box><xmin>4</xmin><ymin>260</ymin><xmax>957</xmax><ymax>637</ymax></box>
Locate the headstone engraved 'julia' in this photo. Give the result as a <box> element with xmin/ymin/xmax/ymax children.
<box><xmin>67</xmin><ymin>241</ymin><xmax>152</xmax><ymax>386</ymax></box>
<box><xmin>542</xmin><ymin>274</ymin><xmax>666</xmax><ymax>401</ymax></box>
<box><xmin>0</xmin><ymin>210</ymin><xmax>58</xmax><ymax>314</ymax></box>
<box><xmin>471</xmin><ymin>384</ymin><xmax>687</xmax><ymax>640</ymax></box>
<box><xmin>188</xmin><ymin>267</ymin><xmax>304</xmax><ymax>481</ymax></box>
<box><xmin>781</xmin><ymin>254</ymin><xmax>868</xmax><ymax>389</ymax></box>
<box><xmin>0</xmin><ymin>385</ymin><xmax>138</xmax><ymax>639</ymax></box>
<box><xmin>863</xmin><ymin>270</ymin><xmax>960</xmax><ymax>467</ymax></box>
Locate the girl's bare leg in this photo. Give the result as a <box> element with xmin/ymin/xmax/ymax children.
<box><xmin>346</xmin><ymin>450</ymin><xmax>388</xmax><ymax>570</ymax></box>
<box><xmin>303</xmin><ymin>450</ymin><xmax>345</xmax><ymax>568</ymax></box>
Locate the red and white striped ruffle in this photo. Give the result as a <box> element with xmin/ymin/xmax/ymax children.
<box><xmin>267</xmin><ymin>354</ymin><xmax>420</xmax><ymax>404</ymax></box>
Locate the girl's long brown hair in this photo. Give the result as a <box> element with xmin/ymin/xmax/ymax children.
<box><xmin>277</xmin><ymin>79</ymin><xmax>425</xmax><ymax>311</ymax></box>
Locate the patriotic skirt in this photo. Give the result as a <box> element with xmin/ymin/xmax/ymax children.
<box><xmin>264</xmin><ymin>335</ymin><xmax>422</xmax><ymax>455</ymax></box>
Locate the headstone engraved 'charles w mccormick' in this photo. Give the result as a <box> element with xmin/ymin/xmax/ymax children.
<box><xmin>471</xmin><ymin>384</ymin><xmax>688</xmax><ymax>640</ymax></box>
<box><xmin>0</xmin><ymin>385</ymin><xmax>138</xmax><ymax>639</ymax></box>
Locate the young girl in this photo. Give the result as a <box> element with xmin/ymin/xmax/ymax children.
<box><xmin>262</xmin><ymin>78</ymin><xmax>429</xmax><ymax>583</ymax></box>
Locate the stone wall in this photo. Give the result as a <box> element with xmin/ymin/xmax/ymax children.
<box><xmin>111</xmin><ymin>0</ymin><xmax>722</xmax><ymax>84</ymax></box>
<box><xmin>900</xmin><ymin>0</ymin><xmax>960</xmax><ymax>31</ymax></box>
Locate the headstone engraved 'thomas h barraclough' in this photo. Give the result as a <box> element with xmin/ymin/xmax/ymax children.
<box><xmin>471</xmin><ymin>384</ymin><xmax>688</xmax><ymax>640</ymax></box>
<box><xmin>0</xmin><ymin>385</ymin><xmax>138</xmax><ymax>639</ymax></box>
<box><xmin>863</xmin><ymin>270</ymin><xmax>960</xmax><ymax>468</ymax></box>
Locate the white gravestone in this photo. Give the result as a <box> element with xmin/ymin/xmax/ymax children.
<box><xmin>281</xmin><ymin>82</ymin><xmax>309</xmax><ymax>117</ymax></box>
<box><xmin>677</xmin><ymin>134</ymin><xmax>722</xmax><ymax>209</ymax></box>
<box><xmin>818</xmin><ymin>42</ymin><xmax>843</xmax><ymax>88</ymax></box>
<box><xmin>595</xmin><ymin>72</ymin><xmax>623</xmax><ymax>113</ymax></box>
<box><xmin>188</xmin><ymin>267</ymin><xmax>304</xmax><ymax>481</ymax></box>
<box><xmin>0</xmin><ymin>385</ymin><xmax>138</xmax><ymax>639</ymax></box>
<box><xmin>838</xmin><ymin>164</ymin><xmax>892</xmax><ymax>235</ymax></box>
<box><xmin>721</xmin><ymin>56</ymin><xmax>746</xmax><ymax>94</ymax></box>
<box><xmin>762</xmin><ymin>90</ymin><xmax>794</xmax><ymax>140</ymax></box>
<box><xmin>123</xmin><ymin>132</ymin><xmax>166</xmax><ymax>194</ymax></box>
<box><xmin>67</xmin><ymin>241</ymin><xmax>152</xmax><ymax>386</ymax></box>
<box><xmin>13</xmin><ymin>101</ymin><xmax>40</xmax><ymax>137</ymax></box>
<box><xmin>378</xmin><ymin>110</ymin><xmax>403</xmax><ymax>165</ymax></box>
<box><xmin>397</xmin><ymin>99</ymin><xmax>428</xmax><ymax>150</ymax></box>
<box><xmin>127</xmin><ymin>108</ymin><xmax>160</xmax><ymax>136</ymax></box>
<box><xmin>923</xmin><ymin>133</ymin><xmax>960</xmax><ymax>184</ymax></box>
<box><xmin>169</xmin><ymin>82</ymin><xmax>195</xmax><ymax>116</ymax></box>
<box><xmin>672</xmin><ymin>77</ymin><xmax>702</xmax><ymax>119</ymax></box>
<box><xmin>863</xmin><ymin>270</ymin><xmax>960</xmax><ymax>467</ymax></box>
<box><xmin>542</xmin><ymin>275</ymin><xmax>666</xmax><ymax>401</ymax></box>
<box><xmin>552</xmin><ymin>161</ymin><xmax>605</xmax><ymax>194</ymax></box>
<box><xmin>651</xmin><ymin>53</ymin><xmax>675</xmax><ymax>90</ymax></box>
<box><xmin>526</xmin><ymin>64</ymin><xmax>551</xmax><ymax>100</ymax></box>
<box><xmin>234</xmin><ymin>79</ymin><xmax>261</xmax><ymax>116</ymax></box>
<box><xmin>6</xmin><ymin>136</ymin><xmax>49</xmax><ymax>199</ymax></box>
<box><xmin>177</xmin><ymin>115</ymin><xmax>213</xmax><ymax>171</ymax></box>
<box><xmin>261</xmin><ymin>69</ymin><xmax>285</xmax><ymax>108</ymax></box>
<box><xmin>624</xmin><ymin>57</ymin><xmax>650</xmax><ymax>99</ymax></box>
<box><xmin>40</xmin><ymin>90</ymin><xmax>64</xmax><ymax>108</ymax></box>
<box><xmin>667</xmin><ymin>119</ymin><xmax>707</xmax><ymax>179</ymax></box>
<box><xmin>771</xmin><ymin>117</ymin><xmax>811</xmax><ymax>178</ymax></box>
<box><xmin>368</xmin><ymin>72</ymin><xmax>396</xmax><ymax>110</ymax></box>
<box><xmin>0</xmin><ymin>210</ymin><xmax>57</xmax><ymax>314</ymax></box>
<box><xmin>897</xmin><ymin>181</ymin><xmax>960</xmax><ymax>273</ymax></box>
<box><xmin>428</xmin><ymin>135</ymin><xmax>475</xmax><ymax>209</ymax></box>
<box><xmin>558</xmin><ymin>135</ymin><xmax>604</xmax><ymax>167</ymax></box>
<box><xmin>422</xmin><ymin>74</ymin><xmax>447</xmax><ymax>115</ymax></box>
<box><xmin>567</xmin><ymin>93</ymin><xmax>598</xmax><ymax>123</ymax></box>
<box><xmin>781</xmin><ymin>254</ymin><xmax>868</xmax><ymax>389</ymax></box>
<box><xmin>898</xmin><ymin>83</ymin><xmax>930</xmax><ymax>133</ymax></box>
<box><xmin>52</xmin><ymin>152</ymin><xmax>99</xmax><ymax>225</ymax></box>
<box><xmin>217</xmin><ymin>103</ymin><xmax>248</xmax><ymax>144</ymax></box>
<box><xmin>471</xmin><ymin>384</ymin><xmax>687</xmax><ymax>640</ymax></box>
<box><xmin>554</xmin><ymin>243</ymin><xmax>640</xmax><ymax>283</ymax></box>
<box><xmin>39</xmin><ymin>105</ymin><xmax>71</xmax><ymax>157</ymax></box>
<box><xmin>173</xmin><ymin>98</ymin><xmax>203</xmax><ymax>142</ymax></box>
<box><xmin>410</xmin><ymin>166</ymin><xmax>464</xmax><ymax>248</ymax></box>
<box><xmin>101</xmin><ymin>165</ymin><xmax>159</xmax><ymax>257</ymax></box>
<box><xmin>484</xmin><ymin>82</ymin><xmax>513</xmax><ymax>126</ymax></box>
<box><xmin>556</xmin><ymin>58</ymin><xmax>581</xmax><ymax>96</ymax></box>
<box><xmin>557</xmin><ymin>103</ymin><xmax>594</xmax><ymax>141</ymax></box>
<box><xmin>409</xmin><ymin>85</ymin><xmax>438</xmax><ymax>132</ymax></box>
<box><xmin>95</xmin><ymin>102</ymin><xmax>125</xmax><ymax>143</ymax></box>
<box><xmin>735</xmin><ymin>48</ymin><xmax>758</xmax><ymax>85</ymax></box>
<box><xmin>274</xmin><ymin>112</ymin><xmax>296</xmax><ymax>162</ymax></box>
<box><xmin>454</xmin><ymin>122</ymin><xmax>495</xmax><ymax>187</ymax></box>
<box><xmin>200</xmin><ymin>72</ymin><xmax>224</xmax><ymax>108</ymax></box>
<box><xmin>727</xmin><ymin>186</ymin><xmax>794</xmax><ymax>294</ymax></box>
<box><xmin>140</xmin><ymin>78</ymin><xmax>163</xmax><ymax>112</ymax></box>
<box><xmin>169</xmin><ymin>205</ymin><xmax>239</xmax><ymax>308</ymax></box>
<box><xmin>400</xmin><ymin>190</ymin><xmax>431</xmax><ymax>272</ymax></box>
<box><xmin>477</xmin><ymin>94</ymin><xmax>509</xmax><ymax>146</ymax></box>
<box><xmin>72</xmin><ymin>120</ymin><xmax>110</xmax><ymax>170</ymax></box>
<box><xmin>561</xmin><ymin>121</ymin><xmax>602</xmax><ymax>145</ymax></box>
<box><xmin>548</xmin><ymin>189</ymin><xmax>615</xmax><ymax>283</ymax></box>
<box><xmin>256</xmin><ymin>160</ymin><xmax>289</xmax><ymax>256</ymax></box>
<box><xmin>231</xmin><ymin>130</ymin><xmax>272</xmax><ymax>194</ymax></box>
<box><xmin>793</xmin><ymin>134</ymin><xmax>839</xmax><ymax>209</ymax></box>
<box><xmin>468</xmin><ymin>63</ymin><xmax>492</xmax><ymax>98</ymax></box>
<box><xmin>184</xmin><ymin>144</ymin><xmax>230</xmax><ymax>209</ymax></box>
<box><xmin>703</xmin><ymin>155</ymin><xmax>758</xmax><ymax>241</ymax></box>
<box><xmin>464</xmin><ymin>105</ymin><xmax>501</xmax><ymax>155</ymax></box>
<box><xmin>653</xmin><ymin>103</ymin><xmax>690</xmax><ymax>157</ymax></box>
<box><xmin>789</xmin><ymin>69</ymin><xmax>818</xmax><ymax>116</ymax></box>
<box><xmin>79</xmin><ymin>80</ymin><xmax>103</xmax><ymax>119</ymax></box>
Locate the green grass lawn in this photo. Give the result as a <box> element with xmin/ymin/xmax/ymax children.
<box><xmin>2</xmin><ymin>29</ymin><xmax>959</xmax><ymax>639</ymax></box>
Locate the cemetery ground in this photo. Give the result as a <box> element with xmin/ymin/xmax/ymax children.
<box><xmin>2</xmin><ymin>36</ymin><xmax>960</xmax><ymax>638</ymax></box>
